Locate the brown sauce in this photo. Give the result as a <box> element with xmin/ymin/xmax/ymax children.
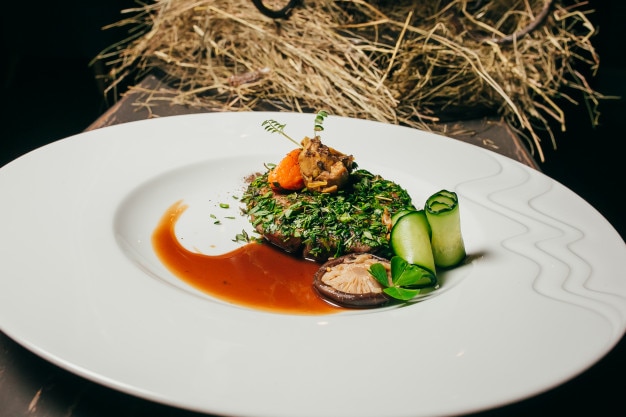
<box><xmin>152</xmin><ymin>201</ymin><xmax>344</xmax><ymax>315</ymax></box>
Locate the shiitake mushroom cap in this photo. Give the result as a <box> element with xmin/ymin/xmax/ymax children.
<box><xmin>313</xmin><ymin>253</ymin><xmax>392</xmax><ymax>308</ymax></box>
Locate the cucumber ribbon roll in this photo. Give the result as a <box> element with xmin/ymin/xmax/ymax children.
<box><xmin>425</xmin><ymin>190</ymin><xmax>466</xmax><ymax>268</ymax></box>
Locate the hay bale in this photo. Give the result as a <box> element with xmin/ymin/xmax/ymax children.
<box><xmin>95</xmin><ymin>0</ymin><xmax>606</xmax><ymax>161</ymax></box>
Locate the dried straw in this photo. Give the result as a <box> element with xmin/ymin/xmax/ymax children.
<box><xmin>95</xmin><ymin>0</ymin><xmax>606</xmax><ymax>162</ymax></box>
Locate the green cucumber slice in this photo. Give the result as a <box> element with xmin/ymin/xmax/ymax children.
<box><xmin>390</xmin><ymin>209</ymin><xmax>414</xmax><ymax>228</ymax></box>
<box><xmin>390</xmin><ymin>210</ymin><xmax>436</xmax><ymax>274</ymax></box>
<box><xmin>425</xmin><ymin>190</ymin><xmax>466</xmax><ymax>268</ymax></box>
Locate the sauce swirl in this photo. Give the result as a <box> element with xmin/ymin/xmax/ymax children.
<box><xmin>152</xmin><ymin>201</ymin><xmax>344</xmax><ymax>315</ymax></box>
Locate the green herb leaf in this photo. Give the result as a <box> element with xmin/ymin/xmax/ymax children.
<box><xmin>390</xmin><ymin>255</ymin><xmax>408</xmax><ymax>283</ymax></box>
<box><xmin>233</xmin><ymin>229</ymin><xmax>250</xmax><ymax>243</ymax></box>
<box><xmin>394</xmin><ymin>262</ymin><xmax>434</xmax><ymax>288</ymax></box>
<box><xmin>383</xmin><ymin>286</ymin><xmax>420</xmax><ymax>301</ymax></box>
<box><xmin>368</xmin><ymin>263</ymin><xmax>389</xmax><ymax>287</ymax></box>
<box><xmin>368</xmin><ymin>256</ymin><xmax>437</xmax><ymax>302</ymax></box>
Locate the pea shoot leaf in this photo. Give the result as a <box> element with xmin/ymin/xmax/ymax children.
<box><xmin>368</xmin><ymin>256</ymin><xmax>437</xmax><ymax>301</ymax></box>
<box><xmin>368</xmin><ymin>263</ymin><xmax>389</xmax><ymax>287</ymax></box>
<box><xmin>383</xmin><ymin>286</ymin><xmax>420</xmax><ymax>301</ymax></box>
<box><xmin>391</xmin><ymin>256</ymin><xmax>436</xmax><ymax>288</ymax></box>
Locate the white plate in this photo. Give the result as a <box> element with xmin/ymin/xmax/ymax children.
<box><xmin>0</xmin><ymin>112</ymin><xmax>625</xmax><ymax>417</ymax></box>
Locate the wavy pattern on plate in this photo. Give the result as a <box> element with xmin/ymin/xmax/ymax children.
<box><xmin>458</xmin><ymin>155</ymin><xmax>626</xmax><ymax>338</ymax></box>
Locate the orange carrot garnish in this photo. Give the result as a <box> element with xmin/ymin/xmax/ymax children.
<box><xmin>268</xmin><ymin>148</ymin><xmax>305</xmax><ymax>192</ymax></box>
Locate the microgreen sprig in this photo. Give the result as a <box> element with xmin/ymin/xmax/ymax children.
<box><xmin>313</xmin><ymin>110</ymin><xmax>328</xmax><ymax>137</ymax></box>
<box><xmin>261</xmin><ymin>119</ymin><xmax>301</xmax><ymax>148</ymax></box>
<box><xmin>369</xmin><ymin>256</ymin><xmax>437</xmax><ymax>301</ymax></box>
<box><xmin>261</xmin><ymin>110</ymin><xmax>330</xmax><ymax>146</ymax></box>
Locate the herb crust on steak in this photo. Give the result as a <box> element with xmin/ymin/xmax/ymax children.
<box><xmin>241</xmin><ymin>169</ymin><xmax>415</xmax><ymax>261</ymax></box>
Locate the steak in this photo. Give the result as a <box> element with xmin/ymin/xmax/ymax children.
<box><xmin>242</xmin><ymin>169</ymin><xmax>415</xmax><ymax>262</ymax></box>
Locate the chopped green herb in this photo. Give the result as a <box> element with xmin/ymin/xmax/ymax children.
<box><xmin>241</xmin><ymin>169</ymin><xmax>415</xmax><ymax>260</ymax></box>
<box><xmin>233</xmin><ymin>229</ymin><xmax>255</xmax><ymax>243</ymax></box>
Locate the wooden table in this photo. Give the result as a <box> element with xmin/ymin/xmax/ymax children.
<box><xmin>1</xmin><ymin>75</ymin><xmax>624</xmax><ymax>417</ymax></box>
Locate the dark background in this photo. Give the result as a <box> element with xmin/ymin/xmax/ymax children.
<box><xmin>1</xmin><ymin>1</ymin><xmax>625</xmax><ymax>416</ymax></box>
